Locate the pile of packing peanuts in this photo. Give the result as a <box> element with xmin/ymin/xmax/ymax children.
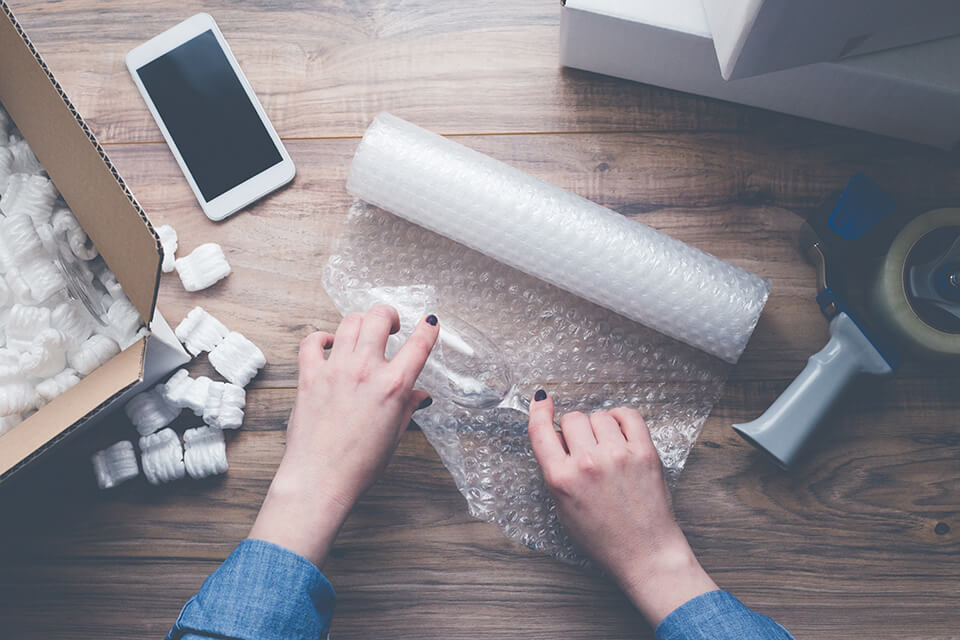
<box><xmin>1</xmin><ymin>104</ymin><xmax>145</xmax><ymax>436</ymax></box>
<box><xmin>1</xmin><ymin>104</ymin><xmax>263</xmax><ymax>489</ymax></box>
<box><xmin>92</xmin><ymin>251</ymin><xmax>266</xmax><ymax>489</ymax></box>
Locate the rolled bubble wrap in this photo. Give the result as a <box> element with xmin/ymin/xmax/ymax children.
<box><xmin>347</xmin><ymin>114</ymin><xmax>770</xmax><ymax>363</ymax></box>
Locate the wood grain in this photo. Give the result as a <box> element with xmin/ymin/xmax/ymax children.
<box><xmin>6</xmin><ymin>0</ymin><xmax>759</xmax><ymax>143</ymax></box>
<box><xmin>1</xmin><ymin>375</ymin><xmax>958</xmax><ymax>639</ymax></box>
<box><xmin>1</xmin><ymin>0</ymin><xmax>959</xmax><ymax>638</ymax></box>
<box><xmin>100</xmin><ymin>133</ymin><xmax>960</xmax><ymax>388</ymax></box>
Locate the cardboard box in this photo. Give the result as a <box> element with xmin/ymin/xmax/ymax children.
<box><xmin>702</xmin><ymin>0</ymin><xmax>960</xmax><ymax>80</ymax></box>
<box><xmin>0</xmin><ymin>1</ymin><xmax>189</xmax><ymax>483</ymax></box>
<box><xmin>560</xmin><ymin>0</ymin><xmax>960</xmax><ymax>150</ymax></box>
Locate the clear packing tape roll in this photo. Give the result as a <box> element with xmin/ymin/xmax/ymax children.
<box><xmin>325</xmin><ymin>114</ymin><xmax>771</xmax><ymax>564</ymax></box>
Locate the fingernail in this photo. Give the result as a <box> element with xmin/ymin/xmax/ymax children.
<box><xmin>425</xmin><ymin>314</ymin><xmax>438</xmax><ymax>326</ymax></box>
<box><xmin>534</xmin><ymin>389</ymin><xmax>547</xmax><ymax>402</ymax></box>
<box><xmin>418</xmin><ymin>397</ymin><xmax>433</xmax><ymax>410</ymax></box>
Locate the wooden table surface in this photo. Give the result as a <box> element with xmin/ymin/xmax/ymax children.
<box><xmin>2</xmin><ymin>1</ymin><xmax>959</xmax><ymax>638</ymax></box>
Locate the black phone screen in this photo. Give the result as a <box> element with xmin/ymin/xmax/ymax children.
<box><xmin>136</xmin><ymin>30</ymin><xmax>283</xmax><ymax>202</ymax></box>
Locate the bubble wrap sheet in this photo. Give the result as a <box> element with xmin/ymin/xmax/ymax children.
<box><xmin>324</xmin><ymin>203</ymin><xmax>731</xmax><ymax>564</ymax></box>
<box><xmin>347</xmin><ymin>113</ymin><xmax>770</xmax><ymax>364</ymax></box>
<box><xmin>325</xmin><ymin>115</ymin><xmax>770</xmax><ymax>564</ymax></box>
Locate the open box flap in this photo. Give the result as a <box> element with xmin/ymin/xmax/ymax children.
<box><xmin>0</xmin><ymin>344</ymin><xmax>145</xmax><ymax>480</ymax></box>
<box><xmin>0</xmin><ymin>1</ymin><xmax>161</xmax><ymax>323</ymax></box>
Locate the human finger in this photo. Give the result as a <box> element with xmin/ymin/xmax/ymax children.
<box><xmin>330</xmin><ymin>313</ymin><xmax>363</xmax><ymax>358</ymax></box>
<box><xmin>590</xmin><ymin>410</ymin><xmax>626</xmax><ymax>445</ymax></box>
<box><xmin>559</xmin><ymin>411</ymin><xmax>597</xmax><ymax>454</ymax></box>
<box><xmin>390</xmin><ymin>314</ymin><xmax>440</xmax><ymax>384</ymax></box>
<box><xmin>528</xmin><ymin>389</ymin><xmax>566</xmax><ymax>468</ymax></box>
<box><xmin>298</xmin><ymin>331</ymin><xmax>334</xmax><ymax>366</ymax></box>
<box><xmin>355</xmin><ymin>305</ymin><xmax>400</xmax><ymax>360</ymax></box>
<box><xmin>609</xmin><ymin>407</ymin><xmax>652</xmax><ymax>445</ymax></box>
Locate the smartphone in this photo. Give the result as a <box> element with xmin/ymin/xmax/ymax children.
<box><xmin>126</xmin><ymin>13</ymin><xmax>294</xmax><ymax>221</ymax></box>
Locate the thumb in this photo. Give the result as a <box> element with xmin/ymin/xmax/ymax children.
<box><xmin>397</xmin><ymin>389</ymin><xmax>433</xmax><ymax>443</ymax></box>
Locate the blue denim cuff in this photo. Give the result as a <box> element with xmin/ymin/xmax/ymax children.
<box><xmin>167</xmin><ymin>539</ymin><xmax>336</xmax><ymax>640</ymax></box>
<box><xmin>655</xmin><ymin>590</ymin><xmax>794</xmax><ymax>640</ymax></box>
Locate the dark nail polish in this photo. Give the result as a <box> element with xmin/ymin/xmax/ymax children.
<box><xmin>534</xmin><ymin>389</ymin><xmax>547</xmax><ymax>402</ymax></box>
<box><xmin>418</xmin><ymin>397</ymin><xmax>433</xmax><ymax>410</ymax></box>
<box><xmin>425</xmin><ymin>314</ymin><xmax>438</xmax><ymax>326</ymax></box>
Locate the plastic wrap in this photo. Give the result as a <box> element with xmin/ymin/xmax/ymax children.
<box><xmin>323</xmin><ymin>203</ymin><xmax>730</xmax><ymax>564</ymax></box>
<box><xmin>324</xmin><ymin>115</ymin><xmax>769</xmax><ymax>563</ymax></box>
<box><xmin>347</xmin><ymin>113</ymin><xmax>770</xmax><ymax>364</ymax></box>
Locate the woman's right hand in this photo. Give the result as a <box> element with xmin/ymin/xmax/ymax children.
<box><xmin>527</xmin><ymin>391</ymin><xmax>718</xmax><ymax>627</ymax></box>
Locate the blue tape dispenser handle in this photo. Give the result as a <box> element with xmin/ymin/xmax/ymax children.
<box><xmin>828</xmin><ymin>173</ymin><xmax>897</xmax><ymax>241</ymax></box>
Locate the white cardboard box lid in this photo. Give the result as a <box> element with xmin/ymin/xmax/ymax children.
<box><xmin>561</xmin><ymin>0</ymin><xmax>960</xmax><ymax>148</ymax></box>
<box><xmin>564</xmin><ymin>0</ymin><xmax>960</xmax><ymax>99</ymax></box>
<box><xmin>701</xmin><ymin>0</ymin><xmax>960</xmax><ymax>80</ymax></box>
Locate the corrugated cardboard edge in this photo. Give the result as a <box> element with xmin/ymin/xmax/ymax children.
<box><xmin>0</xmin><ymin>0</ymin><xmax>162</xmax><ymax>321</ymax></box>
<box><xmin>0</xmin><ymin>349</ymin><xmax>144</xmax><ymax>481</ymax></box>
<box><xmin>0</xmin><ymin>1</ymin><xmax>163</xmax><ymax>483</ymax></box>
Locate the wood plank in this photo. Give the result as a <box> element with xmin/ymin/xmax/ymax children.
<box><xmin>1</xmin><ymin>378</ymin><xmax>958</xmax><ymax>639</ymax></box>
<box><xmin>7</xmin><ymin>0</ymin><xmax>760</xmax><ymax>144</ymax></box>
<box><xmin>96</xmin><ymin>133</ymin><xmax>960</xmax><ymax>388</ymax></box>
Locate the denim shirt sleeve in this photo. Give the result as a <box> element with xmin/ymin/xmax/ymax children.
<box><xmin>166</xmin><ymin>538</ymin><xmax>336</xmax><ymax>640</ymax></box>
<box><xmin>655</xmin><ymin>590</ymin><xmax>793</xmax><ymax>640</ymax></box>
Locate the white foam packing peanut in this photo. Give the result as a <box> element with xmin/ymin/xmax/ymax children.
<box><xmin>91</xmin><ymin>440</ymin><xmax>139</xmax><ymax>489</ymax></box>
<box><xmin>0</xmin><ymin>147</ymin><xmax>13</xmax><ymax>192</ymax></box>
<box><xmin>68</xmin><ymin>334</ymin><xmax>120</xmax><ymax>376</ymax></box>
<box><xmin>51</xmin><ymin>208</ymin><xmax>97</xmax><ymax>261</ymax></box>
<box><xmin>175</xmin><ymin>306</ymin><xmax>228</xmax><ymax>356</ymax></box>
<box><xmin>4</xmin><ymin>304</ymin><xmax>51</xmax><ymax>352</ymax></box>
<box><xmin>156</xmin><ymin>224</ymin><xmax>178</xmax><ymax>273</ymax></box>
<box><xmin>139</xmin><ymin>427</ymin><xmax>186</xmax><ymax>485</ymax></box>
<box><xmin>208</xmin><ymin>332</ymin><xmax>266</xmax><ymax>387</ymax></box>
<box><xmin>1</xmin><ymin>174</ymin><xmax>58</xmax><ymax>223</ymax></box>
<box><xmin>162</xmin><ymin>369</ymin><xmax>213</xmax><ymax>416</ymax></box>
<box><xmin>347</xmin><ymin>113</ymin><xmax>771</xmax><ymax>363</ymax></box>
<box><xmin>125</xmin><ymin>384</ymin><xmax>182</xmax><ymax>436</ymax></box>
<box><xmin>203</xmin><ymin>381</ymin><xmax>245</xmax><ymax>430</ymax></box>
<box><xmin>51</xmin><ymin>300</ymin><xmax>95</xmax><ymax>348</ymax></box>
<box><xmin>7</xmin><ymin>138</ymin><xmax>44</xmax><ymax>175</ymax></box>
<box><xmin>36</xmin><ymin>368</ymin><xmax>80</xmax><ymax>403</ymax></box>
<box><xmin>0</xmin><ymin>349</ymin><xmax>22</xmax><ymax>379</ymax></box>
<box><xmin>92</xmin><ymin>261</ymin><xmax>123</xmax><ymax>299</ymax></box>
<box><xmin>0</xmin><ymin>214</ymin><xmax>46</xmax><ymax>267</ymax></box>
<box><xmin>175</xmin><ymin>243</ymin><xmax>231</xmax><ymax>292</ymax></box>
<box><xmin>18</xmin><ymin>257</ymin><xmax>65</xmax><ymax>303</ymax></box>
<box><xmin>3</xmin><ymin>271</ymin><xmax>35</xmax><ymax>305</ymax></box>
<box><xmin>0</xmin><ymin>413</ymin><xmax>22</xmax><ymax>436</ymax></box>
<box><xmin>0</xmin><ymin>214</ymin><xmax>67</xmax><ymax>303</ymax></box>
<box><xmin>0</xmin><ymin>380</ymin><xmax>38</xmax><ymax>417</ymax></box>
<box><xmin>182</xmin><ymin>425</ymin><xmax>228</xmax><ymax>479</ymax></box>
<box><xmin>102</xmin><ymin>297</ymin><xmax>143</xmax><ymax>350</ymax></box>
<box><xmin>0</xmin><ymin>277</ymin><xmax>10</xmax><ymax>311</ymax></box>
<box><xmin>18</xmin><ymin>328</ymin><xmax>67</xmax><ymax>378</ymax></box>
